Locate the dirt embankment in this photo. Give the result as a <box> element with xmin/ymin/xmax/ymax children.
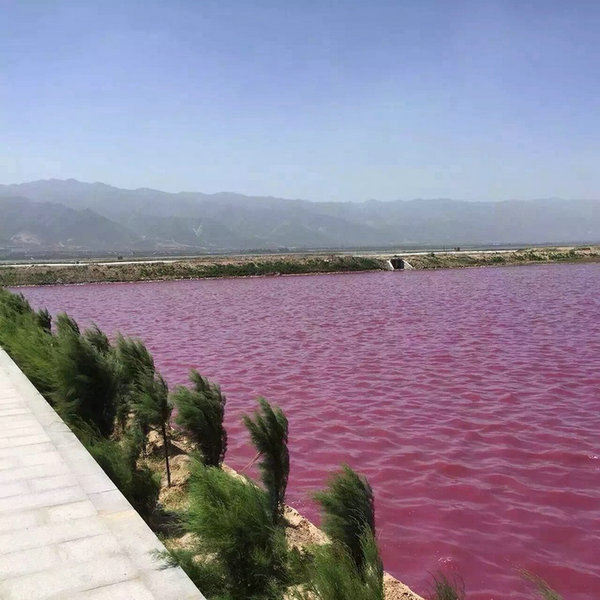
<box><xmin>0</xmin><ymin>254</ymin><xmax>383</xmax><ymax>286</ymax></box>
<box><xmin>1</xmin><ymin>246</ymin><xmax>598</xmax><ymax>287</ymax></box>
<box><xmin>397</xmin><ymin>245</ymin><xmax>600</xmax><ymax>270</ymax></box>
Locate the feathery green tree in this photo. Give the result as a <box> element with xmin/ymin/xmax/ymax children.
<box><xmin>55</xmin><ymin>312</ymin><xmax>80</xmax><ymax>337</ymax></box>
<box><xmin>115</xmin><ymin>334</ymin><xmax>155</xmax><ymax>380</ymax></box>
<box><xmin>83</xmin><ymin>324</ymin><xmax>111</xmax><ymax>355</ymax></box>
<box><xmin>0</xmin><ymin>288</ymin><xmax>32</xmax><ymax>316</ymax></box>
<box><xmin>53</xmin><ymin>326</ymin><xmax>119</xmax><ymax>438</ymax></box>
<box><xmin>314</xmin><ymin>465</ymin><xmax>375</xmax><ymax>573</ymax></box>
<box><xmin>243</xmin><ymin>397</ymin><xmax>289</xmax><ymax>523</ymax></box>
<box><xmin>0</xmin><ymin>294</ymin><xmax>55</xmax><ymax>397</ymax></box>
<box><xmin>294</xmin><ymin>530</ymin><xmax>383</xmax><ymax>600</ymax></box>
<box><xmin>184</xmin><ymin>461</ymin><xmax>289</xmax><ymax>599</ymax></box>
<box><xmin>114</xmin><ymin>334</ymin><xmax>156</xmax><ymax>436</ymax></box>
<box><xmin>133</xmin><ymin>371</ymin><xmax>173</xmax><ymax>485</ymax></box>
<box><xmin>172</xmin><ymin>369</ymin><xmax>227</xmax><ymax>467</ymax></box>
<box><xmin>36</xmin><ymin>308</ymin><xmax>52</xmax><ymax>333</ymax></box>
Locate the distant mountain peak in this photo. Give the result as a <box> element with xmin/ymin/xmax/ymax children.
<box><xmin>0</xmin><ymin>180</ymin><xmax>598</xmax><ymax>257</ymax></box>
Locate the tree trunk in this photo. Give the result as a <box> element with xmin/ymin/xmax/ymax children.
<box><xmin>161</xmin><ymin>422</ymin><xmax>171</xmax><ymax>487</ymax></box>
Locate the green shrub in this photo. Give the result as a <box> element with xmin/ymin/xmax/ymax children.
<box><xmin>159</xmin><ymin>548</ymin><xmax>226</xmax><ymax>598</ymax></box>
<box><xmin>522</xmin><ymin>251</ymin><xmax>543</xmax><ymax>262</ymax></box>
<box><xmin>172</xmin><ymin>369</ymin><xmax>227</xmax><ymax>467</ymax></box>
<box><xmin>133</xmin><ymin>371</ymin><xmax>173</xmax><ymax>485</ymax></box>
<box><xmin>0</xmin><ymin>288</ymin><xmax>33</xmax><ymax>316</ymax></box>
<box><xmin>83</xmin><ymin>324</ymin><xmax>112</xmax><ymax>354</ymax></box>
<box><xmin>0</xmin><ymin>288</ymin><xmax>160</xmax><ymax>522</ymax></box>
<box><xmin>184</xmin><ymin>461</ymin><xmax>289</xmax><ymax>599</ymax></box>
<box><xmin>53</xmin><ymin>328</ymin><xmax>119</xmax><ymax>438</ymax></box>
<box><xmin>115</xmin><ymin>334</ymin><xmax>156</xmax><ymax>383</ymax></box>
<box><xmin>0</xmin><ymin>308</ymin><xmax>55</xmax><ymax>398</ymax></box>
<box><xmin>314</xmin><ymin>465</ymin><xmax>375</xmax><ymax>572</ymax></box>
<box><xmin>428</xmin><ymin>573</ymin><xmax>465</xmax><ymax>600</ymax></box>
<box><xmin>88</xmin><ymin>435</ymin><xmax>160</xmax><ymax>523</ymax></box>
<box><xmin>36</xmin><ymin>308</ymin><xmax>52</xmax><ymax>333</ymax></box>
<box><xmin>243</xmin><ymin>397</ymin><xmax>289</xmax><ymax>523</ymax></box>
<box><xmin>294</xmin><ymin>530</ymin><xmax>383</xmax><ymax>600</ymax></box>
<box><xmin>521</xmin><ymin>570</ymin><xmax>562</xmax><ymax>600</ymax></box>
<box><xmin>55</xmin><ymin>312</ymin><xmax>81</xmax><ymax>337</ymax></box>
<box><xmin>114</xmin><ymin>334</ymin><xmax>156</xmax><ymax>437</ymax></box>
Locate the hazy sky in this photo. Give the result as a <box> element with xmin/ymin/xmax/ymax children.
<box><xmin>2</xmin><ymin>1</ymin><xmax>600</xmax><ymax>201</ymax></box>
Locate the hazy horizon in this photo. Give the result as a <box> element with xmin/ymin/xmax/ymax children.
<box><xmin>2</xmin><ymin>1</ymin><xmax>600</xmax><ymax>202</ymax></box>
<box><xmin>3</xmin><ymin>177</ymin><xmax>600</xmax><ymax>204</ymax></box>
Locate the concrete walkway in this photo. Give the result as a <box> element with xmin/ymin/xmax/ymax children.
<box><xmin>0</xmin><ymin>347</ymin><xmax>206</xmax><ymax>600</ymax></box>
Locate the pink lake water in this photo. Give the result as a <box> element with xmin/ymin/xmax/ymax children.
<box><xmin>16</xmin><ymin>263</ymin><xmax>600</xmax><ymax>599</ymax></box>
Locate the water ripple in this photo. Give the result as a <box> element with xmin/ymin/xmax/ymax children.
<box><xmin>17</xmin><ymin>262</ymin><xmax>600</xmax><ymax>600</ymax></box>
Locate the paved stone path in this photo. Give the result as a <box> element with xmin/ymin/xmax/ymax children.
<box><xmin>0</xmin><ymin>347</ymin><xmax>206</xmax><ymax>599</ymax></box>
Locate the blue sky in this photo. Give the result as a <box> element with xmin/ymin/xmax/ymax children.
<box><xmin>2</xmin><ymin>0</ymin><xmax>599</xmax><ymax>201</ymax></box>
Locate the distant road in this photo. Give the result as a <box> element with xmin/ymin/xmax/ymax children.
<box><xmin>0</xmin><ymin>247</ymin><xmax>544</xmax><ymax>269</ymax></box>
<box><xmin>0</xmin><ymin>259</ymin><xmax>179</xmax><ymax>268</ymax></box>
<box><xmin>378</xmin><ymin>249</ymin><xmax>516</xmax><ymax>257</ymax></box>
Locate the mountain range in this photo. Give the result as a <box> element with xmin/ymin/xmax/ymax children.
<box><xmin>1</xmin><ymin>179</ymin><xmax>599</xmax><ymax>256</ymax></box>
